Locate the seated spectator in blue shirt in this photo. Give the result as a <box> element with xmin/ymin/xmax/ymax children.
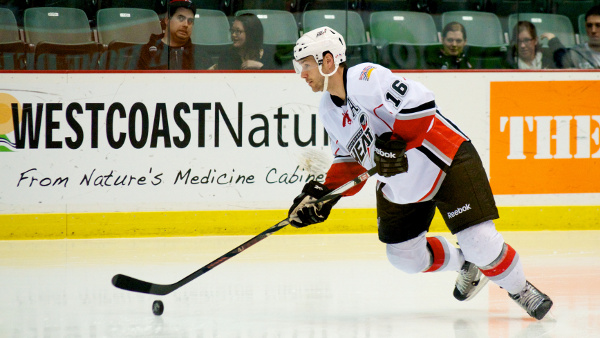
<box><xmin>558</xmin><ymin>5</ymin><xmax>600</xmax><ymax>69</ymax></box>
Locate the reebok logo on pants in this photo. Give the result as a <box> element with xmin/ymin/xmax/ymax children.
<box><xmin>447</xmin><ymin>204</ymin><xmax>471</xmax><ymax>219</ymax></box>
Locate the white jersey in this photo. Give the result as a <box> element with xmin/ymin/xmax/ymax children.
<box><xmin>320</xmin><ymin>63</ymin><xmax>469</xmax><ymax>204</ymax></box>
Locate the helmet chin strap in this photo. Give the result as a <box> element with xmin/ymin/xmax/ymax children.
<box><xmin>319</xmin><ymin>63</ymin><xmax>339</xmax><ymax>92</ymax></box>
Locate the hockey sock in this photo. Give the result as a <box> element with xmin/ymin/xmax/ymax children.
<box><xmin>479</xmin><ymin>243</ymin><xmax>527</xmax><ymax>294</ymax></box>
<box><xmin>456</xmin><ymin>220</ymin><xmax>526</xmax><ymax>294</ymax></box>
<box><xmin>423</xmin><ymin>236</ymin><xmax>465</xmax><ymax>273</ymax></box>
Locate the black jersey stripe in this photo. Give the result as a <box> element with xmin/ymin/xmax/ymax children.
<box><xmin>400</xmin><ymin>100</ymin><xmax>436</xmax><ymax>115</ymax></box>
<box><xmin>417</xmin><ymin>146</ymin><xmax>449</xmax><ymax>172</ymax></box>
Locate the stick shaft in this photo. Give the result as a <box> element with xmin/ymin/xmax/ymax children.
<box><xmin>112</xmin><ymin>167</ymin><xmax>377</xmax><ymax>295</ymax></box>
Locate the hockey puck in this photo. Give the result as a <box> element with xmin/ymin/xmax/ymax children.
<box><xmin>152</xmin><ymin>300</ymin><xmax>164</xmax><ymax>316</ymax></box>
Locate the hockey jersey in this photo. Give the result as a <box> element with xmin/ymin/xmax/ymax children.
<box><xmin>321</xmin><ymin>63</ymin><xmax>469</xmax><ymax>204</ymax></box>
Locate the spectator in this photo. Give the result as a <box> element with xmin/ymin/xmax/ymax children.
<box><xmin>427</xmin><ymin>22</ymin><xmax>472</xmax><ymax>69</ymax></box>
<box><xmin>559</xmin><ymin>5</ymin><xmax>600</xmax><ymax>69</ymax></box>
<box><xmin>137</xmin><ymin>0</ymin><xmax>211</xmax><ymax>70</ymax></box>
<box><xmin>215</xmin><ymin>13</ymin><xmax>264</xmax><ymax>70</ymax></box>
<box><xmin>508</xmin><ymin>21</ymin><xmax>565</xmax><ymax>69</ymax></box>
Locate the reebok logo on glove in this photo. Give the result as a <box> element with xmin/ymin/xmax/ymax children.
<box><xmin>375</xmin><ymin>148</ymin><xmax>397</xmax><ymax>159</ymax></box>
<box><xmin>447</xmin><ymin>204</ymin><xmax>471</xmax><ymax>219</ymax></box>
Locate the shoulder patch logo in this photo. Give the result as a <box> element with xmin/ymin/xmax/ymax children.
<box><xmin>359</xmin><ymin>66</ymin><xmax>376</xmax><ymax>81</ymax></box>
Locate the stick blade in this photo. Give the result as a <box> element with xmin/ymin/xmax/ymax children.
<box><xmin>112</xmin><ymin>274</ymin><xmax>163</xmax><ymax>295</ymax></box>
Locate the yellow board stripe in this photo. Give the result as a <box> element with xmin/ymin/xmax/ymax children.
<box><xmin>1</xmin><ymin>206</ymin><xmax>599</xmax><ymax>240</ymax></box>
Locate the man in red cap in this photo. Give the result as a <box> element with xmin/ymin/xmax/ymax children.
<box><xmin>138</xmin><ymin>0</ymin><xmax>211</xmax><ymax>70</ymax></box>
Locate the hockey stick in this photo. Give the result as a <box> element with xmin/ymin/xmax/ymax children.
<box><xmin>112</xmin><ymin>167</ymin><xmax>377</xmax><ymax>296</ymax></box>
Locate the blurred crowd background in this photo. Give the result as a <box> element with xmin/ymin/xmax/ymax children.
<box><xmin>0</xmin><ymin>0</ymin><xmax>599</xmax><ymax>70</ymax></box>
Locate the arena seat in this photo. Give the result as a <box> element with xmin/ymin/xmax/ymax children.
<box><xmin>508</xmin><ymin>12</ymin><xmax>576</xmax><ymax>47</ymax></box>
<box><xmin>97</xmin><ymin>7</ymin><xmax>162</xmax><ymax>45</ymax></box>
<box><xmin>24</xmin><ymin>7</ymin><xmax>101</xmax><ymax>69</ymax></box>
<box><xmin>0</xmin><ymin>8</ymin><xmax>28</xmax><ymax>69</ymax></box>
<box><xmin>302</xmin><ymin>9</ymin><xmax>376</xmax><ymax>66</ymax></box>
<box><xmin>369</xmin><ymin>10</ymin><xmax>440</xmax><ymax>69</ymax></box>
<box><xmin>235</xmin><ymin>9</ymin><xmax>299</xmax><ymax>69</ymax></box>
<box><xmin>191</xmin><ymin>9</ymin><xmax>232</xmax><ymax>67</ymax></box>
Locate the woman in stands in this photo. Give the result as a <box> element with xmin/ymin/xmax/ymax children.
<box><xmin>508</xmin><ymin>21</ymin><xmax>565</xmax><ymax>69</ymax></box>
<box><xmin>216</xmin><ymin>13</ymin><xmax>264</xmax><ymax>70</ymax></box>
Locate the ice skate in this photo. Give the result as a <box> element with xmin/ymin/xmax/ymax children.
<box><xmin>509</xmin><ymin>281</ymin><xmax>553</xmax><ymax>320</ymax></box>
<box><xmin>454</xmin><ymin>261</ymin><xmax>489</xmax><ymax>301</ymax></box>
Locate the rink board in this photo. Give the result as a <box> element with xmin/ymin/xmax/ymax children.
<box><xmin>1</xmin><ymin>70</ymin><xmax>599</xmax><ymax>239</ymax></box>
<box><xmin>1</xmin><ymin>206</ymin><xmax>600</xmax><ymax>239</ymax></box>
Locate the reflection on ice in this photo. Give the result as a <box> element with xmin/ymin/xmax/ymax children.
<box><xmin>0</xmin><ymin>231</ymin><xmax>598</xmax><ymax>337</ymax></box>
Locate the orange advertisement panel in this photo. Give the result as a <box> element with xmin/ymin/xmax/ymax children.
<box><xmin>490</xmin><ymin>81</ymin><xmax>600</xmax><ymax>195</ymax></box>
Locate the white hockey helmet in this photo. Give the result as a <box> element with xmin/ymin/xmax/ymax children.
<box><xmin>293</xmin><ymin>26</ymin><xmax>346</xmax><ymax>76</ymax></box>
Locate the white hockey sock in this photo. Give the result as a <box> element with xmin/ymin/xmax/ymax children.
<box><xmin>479</xmin><ymin>243</ymin><xmax>527</xmax><ymax>294</ymax></box>
<box><xmin>456</xmin><ymin>220</ymin><xmax>527</xmax><ymax>294</ymax></box>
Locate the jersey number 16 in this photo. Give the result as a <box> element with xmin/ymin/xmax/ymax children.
<box><xmin>385</xmin><ymin>80</ymin><xmax>408</xmax><ymax>108</ymax></box>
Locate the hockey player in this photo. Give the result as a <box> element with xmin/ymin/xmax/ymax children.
<box><xmin>288</xmin><ymin>26</ymin><xmax>553</xmax><ymax>320</ymax></box>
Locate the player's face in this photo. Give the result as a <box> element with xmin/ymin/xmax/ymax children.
<box><xmin>230</xmin><ymin>20</ymin><xmax>246</xmax><ymax>49</ymax></box>
<box><xmin>586</xmin><ymin>15</ymin><xmax>600</xmax><ymax>47</ymax></box>
<box><xmin>517</xmin><ymin>29</ymin><xmax>537</xmax><ymax>62</ymax></box>
<box><xmin>167</xmin><ymin>8</ymin><xmax>194</xmax><ymax>46</ymax></box>
<box><xmin>297</xmin><ymin>57</ymin><xmax>324</xmax><ymax>92</ymax></box>
<box><xmin>442</xmin><ymin>31</ymin><xmax>466</xmax><ymax>56</ymax></box>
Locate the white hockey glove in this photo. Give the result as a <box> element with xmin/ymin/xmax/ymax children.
<box><xmin>288</xmin><ymin>181</ymin><xmax>339</xmax><ymax>228</ymax></box>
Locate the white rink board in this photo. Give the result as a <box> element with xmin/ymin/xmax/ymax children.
<box><xmin>0</xmin><ymin>71</ymin><xmax>599</xmax><ymax>215</ymax></box>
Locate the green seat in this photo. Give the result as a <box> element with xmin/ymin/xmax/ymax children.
<box><xmin>34</xmin><ymin>41</ymin><xmax>100</xmax><ymax>70</ymax></box>
<box><xmin>24</xmin><ymin>7</ymin><xmax>101</xmax><ymax>70</ymax></box>
<box><xmin>0</xmin><ymin>9</ymin><xmax>28</xmax><ymax>69</ymax></box>
<box><xmin>191</xmin><ymin>9</ymin><xmax>232</xmax><ymax>67</ymax></box>
<box><xmin>24</xmin><ymin>7</ymin><xmax>93</xmax><ymax>44</ymax></box>
<box><xmin>578</xmin><ymin>13</ymin><xmax>587</xmax><ymax>44</ymax></box>
<box><xmin>0</xmin><ymin>8</ymin><xmax>21</xmax><ymax>43</ymax></box>
<box><xmin>40</xmin><ymin>0</ymin><xmax>98</xmax><ymax>23</ymax></box>
<box><xmin>302</xmin><ymin>10</ymin><xmax>367</xmax><ymax>46</ymax></box>
<box><xmin>97</xmin><ymin>8</ymin><xmax>162</xmax><ymax>45</ymax></box>
<box><xmin>100</xmin><ymin>41</ymin><xmax>143</xmax><ymax>70</ymax></box>
<box><xmin>370</xmin><ymin>11</ymin><xmax>438</xmax><ymax>46</ymax></box>
<box><xmin>192</xmin><ymin>9</ymin><xmax>232</xmax><ymax>46</ymax></box>
<box><xmin>508</xmin><ymin>13</ymin><xmax>576</xmax><ymax>48</ymax></box>
<box><xmin>236</xmin><ymin>9</ymin><xmax>298</xmax><ymax>45</ymax></box>
<box><xmin>369</xmin><ymin>11</ymin><xmax>440</xmax><ymax>70</ymax></box>
<box><xmin>302</xmin><ymin>10</ymin><xmax>375</xmax><ymax>66</ymax></box>
<box><xmin>442</xmin><ymin>11</ymin><xmax>506</xmax><ymax>47</ymax></box>
<box><xmin>235</xmin><ymin>9</ymin><xmax>299</xmax><ymax>70</ymax></box>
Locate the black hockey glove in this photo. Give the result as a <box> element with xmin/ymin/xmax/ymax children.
<box><xmin>288</xmin><ymin>181</ymin><xmax>340</xmax><ymax>228</ymax></box>
<box><xmin>374</xmin><ymin>132</ymin><xmax>408</xmax><ymax>177</ymax></box>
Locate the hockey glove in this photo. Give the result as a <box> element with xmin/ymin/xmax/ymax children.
<box><xmin>288</xmin><ymin>181</ymin><xmax>340</xmax><ymax>228</ymax></box>
<box><xmin>374</xmin><ymin>132</ymin><xmax>408</xmax><ymax>177</ymax></box>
